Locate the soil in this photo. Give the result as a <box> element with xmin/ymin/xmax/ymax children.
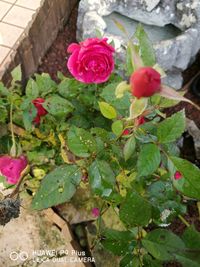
<box><xmin>38</xmin><ymin>4</ymin><xmax>200</xmax><ymax>267</ymax></box>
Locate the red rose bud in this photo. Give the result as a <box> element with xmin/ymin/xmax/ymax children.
<box><xmin>32</xmin><ymin>98</ymin><xmax>48</xmax><ymax>124</ymax></box>
<box><xmin>174</xmin><ymin>171</ymin><xmax>183</xmax><ymax>180</ymax></box>
<box><xmin>92</xmin><ymin>207</ymin><xmax>100</xmax><ymax>218</ymax></box>
<box><xmin>32</xmin><ymin>98</ymin><xmax>48</xmax><ymax>116</ymax></box>
<box><xmin>136</xmin><ymin>116</ymin><xmax>146</xmax><ymax>126</ymax></box>
<box><xmin>130</xmin><ymin>67</ymin><xmax>161</xmax><ymax>98</ymax></box>
<box><xmin>0</xmin><ymin>155</ymin><xmax>28</xmax><ymax>184</ymax></box>
<box><xmin>122</xmin><ymin>129</ymin><xmax>130</xmax><ymax>136</ymax></box>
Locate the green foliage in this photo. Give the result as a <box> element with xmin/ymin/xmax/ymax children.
<box><xmin>157</xmin><ymin>111</ymin><xmax>185</xmax><ymax>143</ymax></box>
<box><xmin>137</xmin><ymin>143</ymin><xmax>161</xmax><ymax>176</ymax></box>
<box><xmin>119</xmin><ymin>191</ymin><xmax>152</xmax><ymax>227</ymax></box>
<box><xmin>134</xmin><ymin>24</ymin><xmax>156</xmax><ymax>66</ymax></box>
<box><xmin>99</xmin><ymin>101</ymin><xmax>117</xmax><ymax>119</ymax></box>
<box><xmin>170</xmin><ymin>157</ymin><xmax>200</xmax><ymax>199</ymax></box>
<box><xmin>32</xmin><ymin>165</ymin><xmax>81</xmax><ymax>209</ymax></box>
<box><xmin>67</xmin><ymin>126</ymin><xmax>96</xmax><ymax>157</ymax></box>
<box><xmin>123</xmin><ymin>136</ymin><xmax>136</xmax><ymax>161</ymax></box>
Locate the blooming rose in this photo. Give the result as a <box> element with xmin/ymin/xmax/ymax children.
<box><xmin>0</xmin><ymin>155</ymin><xmax>28</xmax><ymax>184</ymax></box>
<box><xmin>67</xmin><ymin>38</ymin><xmax>115</xmax><ymax>84</ymax></box>
<box><xmin>174</xmin><ymin>171</ymin><xmax>182</xmax><ymax>180</ymax></box>
<box><xmin>130</xmin><ymin>67</ymin><xmax>161</xmax><ymax>98</ymax></box>
<box><xmin>32</xmin><ymin>98</ymin><xmax>48</xmax><ymax>124</ymax></box>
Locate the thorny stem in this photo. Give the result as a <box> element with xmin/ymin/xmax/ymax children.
<box><xmin>8</xmin><ymin>173</ymin><xmax>26</xmax><ymax>198</ymax></box>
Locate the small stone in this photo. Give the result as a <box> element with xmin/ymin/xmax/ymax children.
<box><xmin>0</xmin><ymin>198</ymin><xmax>20</xmax><ymax>226</ymax></box>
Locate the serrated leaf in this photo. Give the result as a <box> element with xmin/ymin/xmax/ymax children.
<box><xmin>101</xmin><ymin>229</ymin><xmax>135</xmax><ymax>256</ymax></box>
<box><xmin>135</xmin><ymin>24</ymin><xmax>156</xmax><ymax>66</ymax></box>
<box><xmin>67</xmin><ymin>126</ymin><xmax>96</xmax><ymax>158</ymax></box>
<box><xmin>112</xmin><ymin>120</ymin><xmax>123</xmax><ymax>136</ymax></box>
<box><xmin>44</xmin><ymin>95</ymin><xmax>74</xmax><ymax>118</ymax></box>
<box><xmin>170</xmin><ymin>157</ymin><xmax>200</xmax><ymax>199</ymax></box>
<box><xmin>123</xmin><ymin>136</ymin><xmax>136</xmax><ymax>161</ymax></box>
<box><xmin>89</xmin><ymin>160</ymin><xmax>115</xmax><ymax>197</ymax></box>
<box><xmin>142</xmin><ymin>229</ymin><xmax>185</xmax><ymax>261</ymax></box>
<box><xmin>119</xmin><ymin>191</ymin><xmax>152</xmax><ymax>227</ymax></box>
<box><xmin>137</xmin><ymin>144</ymin><xmax>161</xmax><ymax>177</ymax></box>
<box><xmin>157</xmin><ymin>111</ymin><xmax>185</xmax><ymax>143</ymax></box>
<box><xmin>129</xmin><ymin>97</ymin><xmax>148</xmax><ymax>119</ymax></box>
<box><xmin>32</xmin><ymin>165</ymin><xmax>81</xmax><ymax>210</ymax></box>
<box><xmin>99</xmin><ymin>101</ymin><xmax>117</xmax><ymax>119</ymax></box>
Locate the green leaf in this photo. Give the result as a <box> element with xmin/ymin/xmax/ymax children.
<box><xmin>35</xmin><ymin>73</ymin><xmax>57</xmax><ymax>96</ymax></box>
<box><xmin>123</xmin><ymin>136</ymin><xmax>136</xmax><ymax>161</ymax></box>
<box><xmin>157</xmin><ymin>111</ymin><xmax>185</xmax><ymax>143</ymax></box>
<box><xmin>182</xmin><ymin>226</ymin><xmax>200</xmax><ymax>249</ymax></box>
<box><xmin>98</xmin><ymin>101</ymin><xmax>117</xmax><ymax>119</ymax></box>
<box><xmin>11</xmin><ymin>65</ymin><xmax>22</xmax><ymax>81</ymax></box>
<box><xmin>58</xmin><ymin>78</ymin><xmax>83</xmax><ymax>99</ymax></box>
<box><xmin>32</xmin><ymin>165</ymin><xmax>81</xmax><ymax>210</ymax></box>
<box><xmin>112</xmin><ymin>120</ymin><xmax>123</xmax><ymax>136</ymax></box>
<box><xmin>137</xmin><ymin>144</ymin><xmax>161</xmax><ymax>177</ymax></box>
<box><xmin>25</xmin><ymin>78</ymin><xmax>39</xmax><ymax>99</ymax></box>
<box><xmin>101</xmin><ymin>229</ymin><xmax>135</xmax><ymax>256</ymax></box>
<box><xmin>170</xmin><ymin>157</ymin><xmax>200</xmax><ymax>199</ymax></box>
<box><xmin>115</xmin><ymin>81</ymin><xmax>131</xmax><ymax>99</ymax></box>
<box><xmin>67</xmin><ymin>126</ymin><xmax>96</xmax><ymax>158</ymax></box>
<box><xmin>0</xmin><ymin>82</ymin><xmax>9</xmax><ymax>96</ymax></box>
<box><xmin>119</xmin><ymin>191</ymin><xmax>152</xmax><ymax>227</ymax></box>
<box><xmin>120</xmin><ymin>255</ymin><xmax>142</xmax><ymax>267</ymax></box>
<box><xmin>129</xmin><ymin>97</ymin><xmax>148</xmax><ymax>119</ymax></box>
<box><xmin>142</xmin><ymin>229</ymin><xmax>185</xmax><ymax>261</ymax></box>
<box><xmin>134</xmin><ymin>24</ymin><xmax>156</xmax><ymax>66</ymax></box>
<box><xmin>44</xmin><ymin>95</ymin><xmax>74</xmax><ymax>118</ymax></box>
<box><xmin>89</xmin><ymin>160</ymin><xmax>115</xmax><ymax>197</ymax></box>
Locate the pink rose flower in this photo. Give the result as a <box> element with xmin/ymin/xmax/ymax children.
<box><xmin>174</xmin><ymin>171</ymin><xmax>183</xmax><ymax>180</ymax></box>
<box><xmin>130</xmin><ymin>67</ymin><xmax>161</xmax><ymax>98</ymax></box>
<box><xmin>67</xmin><ymin>38</ymin><xmax>115</xmax><ymax>84</ymax></box>
<box><xmin>0</xmin><ymin>155</ymin><xmax>28</xmax><ymax>184</ymax></box>
<box><xmin>92</xmin><ymin>207</ymin><xmax>100</xmax><ymax>218</ymax></box>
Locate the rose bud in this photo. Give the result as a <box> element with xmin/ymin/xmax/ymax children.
<box><xmin>92</xmin><ymin>207</ymin><xmax>100</xmax><ymax>218</ymax></box>
<box><xmin>0</xmin><ymin>155</ymin><xmax>28</xmax><ymax>184</ymax></box>
<box><xmin>32</xmin><ymin>98</ymin><xmax>48</xmax><ymax>124</ymax></box>
<box><xmin>67</xmin><ymin>38</ymin><xmax>115</xmax><ymax>84</ymax></box>
<box><xmin>136</xmin><ymin>116</ymin><xmax>146</xmax><ymax>126</ymax></box>
<box><xmin>122</xmin><ymin>129</ymin><xmax>130</xmax><ymax>136</ymax></box>
<box><xmin>130</xmin><ymin>67</ymin><xmax>161</xmax><ymax>98</ymax></box>
<box><xmin>174</xmin><ymin>171</ymin><xmax>183</xmax><ymax>180</ymax></box>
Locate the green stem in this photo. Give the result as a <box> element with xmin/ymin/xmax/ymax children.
<box><xmin>178</xmin><ymin>214</ymin><xmax>190</xmax><ymax>227</ymax></box>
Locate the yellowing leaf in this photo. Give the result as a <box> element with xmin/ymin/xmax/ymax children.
<box><xmin>115</xmin><ymin>81</ymin><xmax>131</xmax><ymax>99</ymax></box>
<box><xmin>99</xmin><ymin>101</ymin><xmax>117</xmax><ymax>119</ymax></box>
<box><xmin>129</xmin><ymin>97</ymin><xmax>148</xmax><ymax>119</ymax></box>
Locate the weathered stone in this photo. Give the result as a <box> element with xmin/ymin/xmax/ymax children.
<box><xmin>77</xmin><ymin>0</ymin><xmax>200</xmax><ymax>89</ymax></box>
<box><xmin>186</xmin><ymin>119</ymin><xmax>200</xmax><ymax>160</ymax></box>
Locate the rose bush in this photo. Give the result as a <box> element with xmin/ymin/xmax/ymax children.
<box><xmin>0</xmin><ymin>26</ymin><xmax>200</xmax><ymax>267</ymax></box>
